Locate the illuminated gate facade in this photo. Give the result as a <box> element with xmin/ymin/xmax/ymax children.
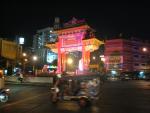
<box><xmin>46</xmin><ymin>18</ymin><xmax>104</xmax><ymax>74</ymax></box>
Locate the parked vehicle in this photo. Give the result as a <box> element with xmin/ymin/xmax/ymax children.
<box><xmin>120</xmin><ymin>71</ymin><xmax>140</xmax><ymax>80</ymax></box>
<box><xmin>144</xmin><ymin>73</ymin><xmax>150</xmax><ymax>81</ymax></box>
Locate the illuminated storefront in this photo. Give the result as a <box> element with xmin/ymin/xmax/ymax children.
<box><xmin>46</xmin><ymin>18</ymin><xmax>104</xmax><ymax>73</ymax></box>
<box><xmin>47</xmin><ymin>50</ymin><xmax>57</xmax><ymax>63</ymax></box>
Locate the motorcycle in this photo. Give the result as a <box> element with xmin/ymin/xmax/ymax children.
<box><xmin>0</xmin><ymin>88</ymin><xmax>10</xmax><ymax>102</ymax></box>
<box><xmin>50</xmin><ymin>87</ymin><xmax>60</xmax><ymax>103</ymax></box>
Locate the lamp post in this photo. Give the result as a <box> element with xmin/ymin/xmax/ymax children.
<box><xmin>141</xmin><ymin>47</ymin><xmax>148</xmax><ymax>72</ymax></box>
<box><xmin>22</xmin><ymin>53</ymin><xmax>27</xmax><ymax>75</ymax></box>
<box><xmin>32</xmin><ymin>55</ymin><xmax>38</xmax><ymax>76</ymax></box>
<box><xmin>23</xmin><ymin>58</ymin><xmax>28</xmax><ymax>75</ymax></box>
<box><xmin>100</xmin><ymin>55</ymin><xmax>106</xmax><ymax>74</ymax></box>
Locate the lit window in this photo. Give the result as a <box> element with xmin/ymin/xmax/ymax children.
<box><xmin>134</xmin><ymin>64</ymin><xmax>139</xmax><ymax>66</ymax></box>
<box><xmin>141</xmin><ymin>56</ymin><xmax>145</xmax><ymax>58</ymax></box>
<box><xmin>141</xmin><ymin>64</ymin><xmax>146</xmax><ymax>66</ymax></box>
<box><xmin>134</xmin><ymin>55</ymin><xmax>139</xmax><ymax>58</ymax></box>
<box><xmin>19</xmin><ymin>37</ymin><xmax>24</xmax><ymax>44</ymax></box>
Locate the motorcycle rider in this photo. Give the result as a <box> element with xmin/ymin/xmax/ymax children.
<box><xmin>18</xmin><ymin>72</ymin><xmax>23</xmax><ymax>83</ymax></box>
<box><xmin>50</xmin><ymin>74</ymin><xmax>61</xmax><ymax>103</ymax></box>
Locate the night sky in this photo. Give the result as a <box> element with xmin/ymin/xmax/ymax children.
<box><xmin>1</xmin><ymin>1</ymin><xmax>150</xmax><ymax>46</ymax></box>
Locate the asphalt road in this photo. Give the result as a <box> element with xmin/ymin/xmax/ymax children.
<box><xmin>0</xmin><ymin>80</ymin><xmax>150</xmax><ymax>113</ymax></box>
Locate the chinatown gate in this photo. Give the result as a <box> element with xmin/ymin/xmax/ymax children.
<box><xmin>46</xmin><ymin>18</ymin><xmax>104</xmax><ymax>74</ymax></box>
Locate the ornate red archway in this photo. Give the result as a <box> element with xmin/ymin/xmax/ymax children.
<box><xmin>46</xmin><ymin>18</ymin><xmax>104</xmax><ymax>74</ymax></box>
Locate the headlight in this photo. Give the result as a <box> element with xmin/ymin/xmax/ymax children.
<box><xmin>5</xmin><ymin>89</ymin><xmax>10</xmax><ymax>92</ymax></box>
<box><xmin>0</xmin><ymin>95</ymin><xmax>5</xmax><ymax>99</ymax></box>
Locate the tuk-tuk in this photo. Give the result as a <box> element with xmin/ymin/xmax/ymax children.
<box><xmin>50</xmin><ymin>74</ymin><xmax>100</xmax><ymax>107</ymax></box>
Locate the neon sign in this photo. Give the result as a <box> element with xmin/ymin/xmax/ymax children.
<box><xmin>61</xmin><ymin>46</ymin><xmax>82</xmax><ymax>52</ymax></box>
<box><xmin>61</xmin><ymin>33</ymin><xmax>84</xmax><ymax>47</ymax></box>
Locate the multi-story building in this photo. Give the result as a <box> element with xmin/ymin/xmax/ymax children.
<box><xmin>131</xmin><ymin>38</ymin><xmax>150</xmax><ymax>72</ymax></box>
<box><xmin>33</xmin><ymin>17</ymin><xmax>61</xmax><ymax>67</ymax></box>
<box><xmin>33</xmin><ymin>27</ymin><xmax>57</xmax><ymax>66</ymax></box>
<box><xmin>105</xmin><ymin>38</ymin><xmax>150</xmax><ymax>75</ymax></box>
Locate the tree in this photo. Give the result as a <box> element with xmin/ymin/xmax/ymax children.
<box><xmin>99</xmin><ymin>60</ymin><xmax>105</xmax><ymax>73</ymax></box>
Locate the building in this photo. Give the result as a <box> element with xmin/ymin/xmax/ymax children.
<box><xmin>131</xmin><ymin>38</ymin><xmax>150</xmax><ymax>72</ymax></box>
<box><xmin>0</xmin><ymin>38</ymin><xmax>22</xmax><ymax>75</ymax></box>
<box><xmin>104</xmin><ymin>38</ymin><xmax>150</xmax><ymax>75</ymax></box>
<box><xmin>32</xmin><ymin>17</ymin><xmax>61</xmax><ymax>67</ymax></box>
<box><xmin>33</xmin><ymin>27</ymin><xmax>57</xmax><ymax>66</ymax></box>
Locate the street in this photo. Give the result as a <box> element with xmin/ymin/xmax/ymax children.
<box><xmin>0</xmin><ymin>80</ymin><xmax>150</xmax><ymax>113</ymax></box>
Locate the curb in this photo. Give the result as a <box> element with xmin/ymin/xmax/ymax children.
<box><xmin>5</xmin><ymin>81</ymin><xmax>51</xmax><ymax>87</ymax></box>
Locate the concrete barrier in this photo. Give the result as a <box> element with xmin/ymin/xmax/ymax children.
<box><xmin>5</xmin><ymin>76</ymin><xmax>53</xmax><ymax>84</ymax></box>
<box><xmin>25</xmin><ymin>77</ymin><xmax>53</xmax><ymax>83</ymax></box>
<box><xmin>5</xmin><ymin>76</ymin><xmax>18</xmax><ymax>82</ymax></box>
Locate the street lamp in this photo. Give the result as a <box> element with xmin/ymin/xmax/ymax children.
<box><xmin>66</xmin><ymin>58</ymin><xmax>73</xmax><ymax>73</ymax></box>
<box><xmin>67</xmin><ymin>58</ymin><xmax>73</xmax><ymax>65</ymax></box>
<box><xmin>33</xmin><ymin>56</ymin><xmax>38</xmax><ymax>61</ymax></box>
<box><xmin>24</xmin><ymin>58</ymin><xmax>28</xmax><ymax>62</ymax></box>
<box><xmin>142</xmin><ymin>47</ymin><xmax>147</xmax><ymax>52</ymax></box>
<box><xmin>100</xmin><ymin>55</ymin><xmax>105</xmax><ymax>62</ymax></box>
<box><xmin>22</xmin><ymin>53</ymin><xmax>27</xmax><ymax>57</ymax></box>
<box><xmin>93</xmin><ymin>56</ymin><xmax>96</xmax><ymax>60</ymax></box>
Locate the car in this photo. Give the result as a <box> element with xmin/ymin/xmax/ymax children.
<box><xmin>107</xmin><ymin>76</ymin><xmax>118</xmax><ymax>81</ymax></box>
<box><xmin>120</xmin><ymin>71</ymin><xmax>140</xmax><ymax>80</ymax></box>
<box><xmin>144</xmin><ymin>73</ymin><xmax>150</xmax><ymax>80</ymax></box>
<box><xmin>120</xmin><ymin>74</ymin><xmax>131</xmax><ymax>81</ymax></box>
